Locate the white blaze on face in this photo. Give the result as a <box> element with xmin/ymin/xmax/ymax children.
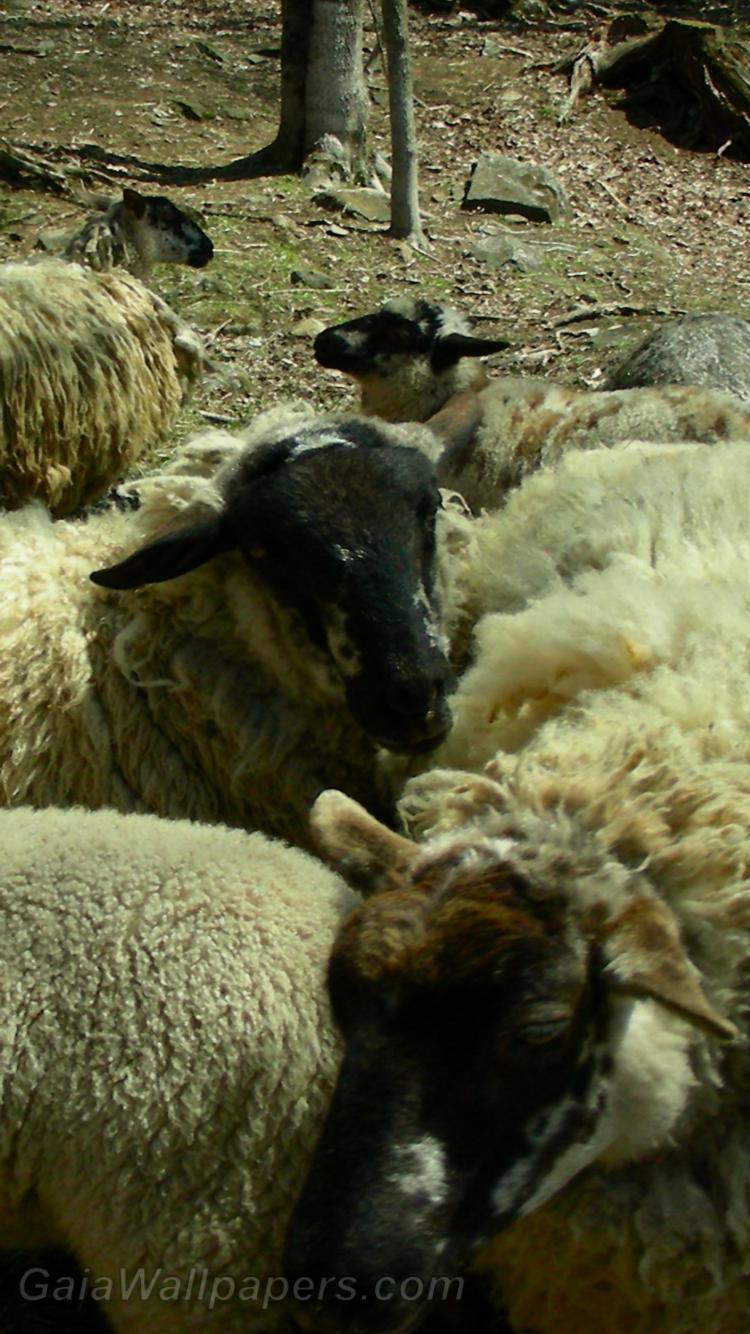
<box><xmin>289</xmin><ymin>431</ymin><xmax>355</xmax><ymax>458</ymax></box>
<box><xmin>389</xmin><ymin>1136</ymin><xmax>449</xmax><ymax>1210</ymax></box>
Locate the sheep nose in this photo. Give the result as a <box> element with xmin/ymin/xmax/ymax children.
<box><xmin>386</xmin><ymin>676</ymin><xmax>443</xmax><ymax>719</ymax></box>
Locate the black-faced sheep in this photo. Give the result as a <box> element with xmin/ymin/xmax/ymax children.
<box><xmin>0</xmin><ymin>257</ymin><xmax>206</xmax><ymax>516</ymax></box>
<box><xmin>314</xmin><ymin>295</ymin><xmax>512</xmax><ymax>421</ymax></box>
<box><xmin>61</xmin><ymin>186</ymin><xmax>214</xmax><ymax>281</ymax></box>
<box><xmin>284</xmin><ymin>436</ymin><xmax>750</xmax><ymax>1334</ymax></box>
<box><xmin>316</xmin><ymin>298</ymin><xmax>750</xmax><ymax>513</ymax></box>
<box><xmin>0</xmin><ymin>802</ymin><xmax>357</xmax><ymax>1334</ymax></box>
<box><xmin>604</xmin><ymin>311</ymin><xmax>750</xmax><ymax>404</ymax></box>
<box><xmin>0</xmin><ymin>404</ymin><xmax>460</xmax><ymax>848</ymax></box>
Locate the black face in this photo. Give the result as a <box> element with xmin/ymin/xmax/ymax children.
<box><xmin>283</xmin><ymin>873</ymin><xmax>595</xmax><ymax>1333</ymax></box>
<box><xmin>226</xmin><ymin>428</ymin><xmax>453</xmax><ymax>753</ymax></box>
<box><xmin>90</xmin><ymin>421</ymin><xmax>454</xmax><ymax>755</ymax></box>
<box><xmin>314</xmin><ymin>303</ymin><xmax>441</xmax><ymax>376</ymax></box>
<box><xmin>146</xmin><ymin>194</ymin><xmax>215</xmax><ymax>267</ymax></box>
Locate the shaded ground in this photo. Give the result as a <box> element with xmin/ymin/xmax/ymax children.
<box><xmin>2</xmin><ymin>0</ymin><xmax>750</xmax><ymax>458</ymax></box>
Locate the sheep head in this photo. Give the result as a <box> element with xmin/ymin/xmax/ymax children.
<box><xmin>90</xmin><ymin>419</ymin><xmax>454</xmax><ymax>755</ymax></box>
<box><xmin>314</xmin><ymin>296</ymin><xmax>510</xmax><ymax>422</ymax></box>
<box><xmin>283</xmin><ymin>787</ymin><xmax>737</xmax><ymax>1334</ymax></box>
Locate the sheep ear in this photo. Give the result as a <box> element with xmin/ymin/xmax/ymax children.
<box><xmin>602</xmin><ymin>895</ymin><xmax>738</xmax><ymax>1041</ymax></box>
<box><xmin>431</xmin><ymin>332</ymin><xmax>510</xmax><ymax>372</ymax></box>
<box><xmin>122</xmin><ymin>187</ymin><xmax>147</xmax><ymax>219</ymax></box>
<box><xmin>311</xmin><ymin>790</ymin><xmax>419</xmax><ymax>895</ymax></box>
<box><xmin>90</xmin><ymin>515</ymin><xmax>233</xmax><ymax>590</ymax></box>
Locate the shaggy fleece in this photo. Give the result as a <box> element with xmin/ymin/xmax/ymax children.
<box><xmin>0</xmin><ymin>258</ymin><xmax>204</xmax><ymax>516</ymax></box>
<box><xmin>0</xmin><ymin>804</ymin><xmax>357</xmax><ymax>1333</ymax></box>
<box><xmin>394</xmin><ymin>438</ymin><xmax>750</xmax><ymax>1333</ymax></box>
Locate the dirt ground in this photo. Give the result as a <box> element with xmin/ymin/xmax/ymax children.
<box><xmin>2</xmin><ymin>0</ymin><xmax>750</xmax><ymax>457</ymax></box>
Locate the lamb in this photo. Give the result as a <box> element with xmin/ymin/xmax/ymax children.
<box><xmin>60</xmin><ymin>186</ymin><xmax>214</xmax><ymax>280</ymax></box>
<box><xmin>604</xmin><ymin>311</ymin><xmax>750</xmax><ymax>404</ymax></box>
<box><xmin>315</xmin><ymin>297</ymin><xmax>750</xmax><ymax>513</ymax></box>
<box><xmin>0</xmin><ymin>402</ymin><xmax>460</xmax><ymax>848</ymax></box>
<box><xmin>0</xmin><ymin>801</ymin><xmax>358</xmax><ymax>1333</ymax></box>
<box><xmin>0</xmin><ymin>257</ymin><xmax>206</xmax><ymax>516</ymax></box>
<box><xmin>283</xmin><ymin>436</ymin><xmax>750</xmax><ymax>1334</ymax></box>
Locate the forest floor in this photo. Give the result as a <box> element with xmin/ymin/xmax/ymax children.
<box><xmin>2</xmin><ymin>0</ymin><xmax>750</xmax><ymax>455</ymax></box>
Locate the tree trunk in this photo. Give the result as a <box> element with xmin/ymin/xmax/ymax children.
<box><xmin>304</xmin><ymin>0</ymin><xmax>370</xmax><ymax>180</ymax></box>
<box><xmin>273</xmin><ymin>0</ymin><xmax>313</xmax><ymax>169</ymax></box>
<box><xmin>381</xmin><ymin>0</ymin><xmax>425</xmax><ymax>244</ymax></box>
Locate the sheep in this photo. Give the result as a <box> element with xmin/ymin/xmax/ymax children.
<box><xmin>604</xmin><ymin>311</ymin><xmax>750</xmax><ymax>404</ymax></box>
<box><xmin>0</xmin><ymin>402</ymin><xmax>463</xmax><ymax>849</ymax></box>
<box><xmin>58</xmin><ymin>186</ymin><xmax>214</xmax><ymax>281</ymax></box>
<box><xmin>0</xmin><ymin>257</ymin><xmax>206</xmax><ymax>517</ymax></box>
<box><xmin>0</xmin><ymin>801</ymin><xmax>358</xmax><ymax>1334</ymax></box>
<box><xmin>313</xmin><ymin>295</ymin><xmax>513</xmax><ymax>421</ymax></box>
<box><xmin>283</xmin><ymin>436</ymin><xmax>750</xmax><ymax>1334</ymax></box>
<box><xmin>315</xmin><ymin>298</ymin><xmax>750</xmax><ymax>513</ymax></box>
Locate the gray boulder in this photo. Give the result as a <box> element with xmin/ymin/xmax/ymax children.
<box><xmin>604</xmin><ymin>312</ymin><xmax>750</xmax><ymax>405</ymax></box>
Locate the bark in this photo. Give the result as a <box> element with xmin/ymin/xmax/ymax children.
<box><xmin>304</xmin><ymin>0</ymin><xmax>370</xmax><ymax>180</ymax></box>
<box><xmin>381</xmin><ymin>0</ymin><xmax>424</xmax><ymax>244</ymax></box>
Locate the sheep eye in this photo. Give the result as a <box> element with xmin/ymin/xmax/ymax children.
<box><xmin>517</xmin><ymin>1016</ymin><xmax>570</xmax><ymax>1045</ymax></box>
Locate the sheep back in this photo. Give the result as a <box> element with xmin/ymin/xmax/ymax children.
<box><xmin>0</xmin><ymin>803</ymin><xmax>357</xmax><ymax>1332</ymax></box>
<box><xmin>441</xmin><ymin>379</ymin><xmax>750</xmax><ymax>512</ymax></box>
<box><xmin>0</xmin><ymin>259</ymin><xmax>204</xmax><ymax>517</ymax></box>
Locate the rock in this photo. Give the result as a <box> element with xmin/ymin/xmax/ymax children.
<box><xmin>470</xmin><ymin>236</ymin><xmax>541</xmax><ymax>271</ymax></box>
<box><xmin>463</xmin><ymin>152</ymin><xmax>568</xmax><ymax>224</ymax></box>
<box><xmin>291</xmin><ymin>317</ymin><xmax>327</xmax><ymax>339</ymax></box>
<box><xmin>314</xmin><ymin>188</ymin><xmax>391</xmax><ymax>224</ymax></box>
<box><xmin>290</xmin><ymin>269</ymin><xmax>335</xmax><ymax>291</ymax></box>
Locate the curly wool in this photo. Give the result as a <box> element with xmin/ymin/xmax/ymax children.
<box><xmin>437</xmin><ymin>378</ymin><xmax>750</xmax><ymax>513</ymax></box>
<box><xmin>0</xmin><ymin>258</ymin><xmax>205</xmax><ymax>516</ymax></box>
<box><xmin>0</xmin><ymin>404</ymin><xmax>457</xmax><ymax>848</ymax></box>
<box><xmin>0</xmin><ymin>803</ymin><xmax>357</xmax><ymax>1333</ymax></box>
<box><xmin>396</xmin><ymin>437</ymin><xmax>750</xmax><ymax>1332</ymax></box>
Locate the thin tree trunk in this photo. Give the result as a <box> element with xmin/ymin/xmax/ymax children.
<box><xmin>381</xmin><ymin>0</ymin><xmax>424</xmax><ymax>243</ymax></box>
<box><xmin>304</xmin><ymin>0</ymin><xmax>370</xmax><ymax>180</ymax></box>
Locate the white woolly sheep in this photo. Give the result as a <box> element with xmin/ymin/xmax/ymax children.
<box><xmin>0</xmin><ymin>801</ymin><xmax>357</xmax><ymax>1334</ymax></box>
<box><xmin>0</xmin><ymin>257</ymin><xmax>206</xmax><ymax>516</ymax></box>
<box><xmin>316</xmin><ymin>298</ymin><xmax>750</xmax><ymax>513</ymax></box>
<box><xmin>0</xmin><ymin>402</ymin><xmax>468</xmax><ymax>849</ymax></box>
<box><xmin>60</xmin><ymin>186</ymin><xmax>214</xmax><ymax>281</ymax></box>
<box><xmin>285</xmin><ymin>437</ymin><xmax>750</xmax><ymax>1334</ymax></box>
<box><xmin>604</xmin><ymin>311</ymin><xmax>750</xmax><ymax>404</ymax></box>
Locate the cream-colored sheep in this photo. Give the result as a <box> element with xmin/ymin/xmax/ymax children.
<box><xmin>0</xmin><ymin>257</ymin><xmax>205</xmax><ymax>516</ymax></box>
<box><xmin>0</xmin><ymin>802</ymin><xmax>356</xmax><ymax>1333</ymax></box>
<box><xmin>0</xmin><ymin>403</ymin><xmax>458</xmax><ymax>848</ymax></box>
<box><xmin>284</xmin><ymin>437</ymin><xmax>750</xmax><ymax>1334</ymax></box>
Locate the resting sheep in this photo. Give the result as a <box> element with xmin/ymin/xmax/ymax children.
<box><xmin>0</xmin><ymin>257</ymin><xmax>206</xmax><ymax>516</ymax></box>
<box><xmin>284</xmin><ymin>436</ymin><xmax>750</xmax><ymax>1334</ymax></box>
<box><xmin>317</xmin><ymin>298</ymin><xmax>750</xmax><ymax>512</ymax></box>
<box><xmin>54</xmin><ymin>186</ymin><xmax>214</xmax><ymax>281</ymax></box>
<box><xmin>314</xmin><ymin>295</ymin><xmax>511</xmax><ymax>422</ymax></box>
<box><xmin>0</xmin><ymin>802</ymin><xmax>357</xmax><ymax>1334</ymax></box>
<box><xmin>604</xmin><ymin>311</ymin><xmax>750</xmax><ymax>404</ymax></box>
<box><xmin>0</xmin><ymin>403</ymin><xmax>464</xmax><ymax>848</ymax></box>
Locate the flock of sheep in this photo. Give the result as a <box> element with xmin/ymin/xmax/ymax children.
<box><xmin>2</xmin><ymin>182</ymin><xmax>750</xmax><ymax>1334</ymax></box>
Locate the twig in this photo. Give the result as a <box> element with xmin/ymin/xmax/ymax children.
<box><xmin>597</xmin><ymin>178</ymin><xmax>632</xmax><ymax>213</ymax></box>
<box><xmin>552</xmin><ymin>302</ymin><xmax>685</xmax><ymax>328</ymax></box>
